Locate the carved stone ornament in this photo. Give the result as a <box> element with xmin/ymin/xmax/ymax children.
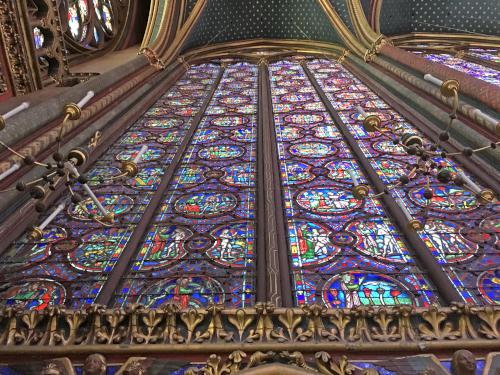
<box><xmin>0</xmin><ymin>304</ymin><xmax>497</xmax><ymax>354</ymax></box>
<box><xmin>83</xmin><ymin>354</ymin><xmax>107</xmax><ymax>375</ymax></box>
<box><xmin>451</xmin><ymin>350</ymin><xmax>476</xmax><ymax>375</ymax></box>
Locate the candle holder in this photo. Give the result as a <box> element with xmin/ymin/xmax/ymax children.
<box><xmin>0</xmin><ymin>92</ymin><xmax>142</xmax><ymax>241</ymax></box>
<box><xmin>354</xmin><ymin>74</ymin><xmax>498</xmax><ymax>230</ymax></box>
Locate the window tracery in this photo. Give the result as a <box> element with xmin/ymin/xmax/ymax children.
<box><xmin>0</xmin><ymin>56</ymin><xmax>497</xmax><ymax>310</ymax></box>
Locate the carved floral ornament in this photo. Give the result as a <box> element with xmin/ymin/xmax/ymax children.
<box><xmin>0</xmin><ymin>303</ymin><xmax>498</xmax><ymax>350</ymax></box>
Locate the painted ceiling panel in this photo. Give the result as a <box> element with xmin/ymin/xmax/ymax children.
<box><xmin>380</xmin><ymin>0</ymin><xmax>500</xmax><ymax>36</ymax></box>
<box><xmin>328</xmin><ymin>0</ymin><xmax>355</xmax><ymax>33</ymax></box>
<box><xmin>182</xmin><ymin>0</ymin><xmax>343</xmax><ymax>51</ymax></box>
<box><xmin>380</xmin><ymin>0</ymin><xmax>413</xmax><ymax>35</ymax></box>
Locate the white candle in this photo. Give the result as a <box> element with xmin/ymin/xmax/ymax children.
<box><xmin>66</xmin><ymin>161</ymin><xmax>109</xmax><ymax>217</ymax></box>
<box><xmin>356</xmin><ymin>105</ymin><xmax>367</xmax><ymax>117</ymax></box>
<box><xmin>424</xmin><ymin>74</ymin><xmax>443</xmax><ymax>87</ymax></box>
<box><xmin>348</xmin><ymin>169</ymin><xmax>359</xmax><ymax>186</ymax></box>
<box><xmin>457</xmin><ymin>171</ymin><xmax>481</xmax><ymax>194</ymax></box>
<box><xmin>132</xmin><ymin>145</ymin><xmax>148</xmax><ymax>164</ymax></box>
<box><xmin>2</xmin><ymin>102</ymin><xmax>29</xmax><ymax>120</ymax></box>
<box><xmin>0</xmin><ymin>163</ymin><xmax>20</xmax><ymax>181</ymax></box>
<box><xmin>77</xmin><ymin>91</ymin><xmax>95</xmax><ymax>108</ymax></box>
<box><xmin>39</xmin><ymin>202</ymin><xmax>66</xmax><ymax>231</ymax></box>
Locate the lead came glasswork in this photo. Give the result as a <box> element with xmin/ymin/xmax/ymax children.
<box><xmin>114</xmin><ymin>62</ymin><xmax>258</xmax><ymax>308</ymax></box>
<box><xmin>269</xmin><ymin>60</ymin><xmax>438</xmax><ymax>308</ymax></box>
<box><xmin>414</xmin><ymin>52</ymin><xmax>500</xmax><ymax>85</ymax></box>
<box><xmin>0</xmin><ymin>64</ymin><xmax>219</xmax><ymax>309</ymax></box>
<box><xmin>308</xmin><ymin>58</ymin><xmax>499</xmax><ymax>304</ymax></box>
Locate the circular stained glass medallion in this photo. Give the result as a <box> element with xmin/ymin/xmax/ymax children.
<box><xmin>206</xmin><ymin>222</ymin><xmax>254</xmax><ymax>268</ymax></box>
<box><xmin>69</xmin><ymin>194</ymin><xmax>133</xmax><ymax>220</ymax></box>
<box><xmin>219</xmin><ymin>96</ymin><xmax>251</xmax><ymax>105</ymax></box>
<box><xmin>0</xmin><ymin>226</ymin><xmax>66</xmax><ymax>272</ymax></box>
<box><xmin>277</xmin><ymin>126</ymin><xmax>303</xmax><ymax>141</ymax></box>
<box><xmin>198</xmin><ymin>145</ymin><xmax>245</xmax><ymax>160</ymax></box>
<box><xmin>144</xmin><ymin>118</ymin><xmax>183</xmax><ymax>129</ymax></box>
<box><xmin>283</xmin><ymin>161</ymin><xmax>314</xmax><ymax>185</ymax></box>
<box><xmin>116</xmin><ymin>146</ymin><xmax>164</xmax><ymax>162</ymax></box>
<box><xmin>313</xmin><ymin>125</ymin><xmax>341</xmax><ymax>139</ymax></box>
<box><xmin>69</xmin><ymin>227</ymin><xmax>130</xmax><ymax>273</ymax></box>
<box><xmin>372</xmin><ymin>140</ymin><xmax>407</xmax><ymax>156</ymax></box>
<box><xmin>175</xmin><ymin>165</ymin><xmax>208</xmax><ymax>187</ymax></box>
<box><xmin>137</xmin><ymin>276</ymin><xmax>225</xmax><ymax>309</ymax></box>
<box><xmin>410</xmin><ymin>186</ymin><xmax>478</xmax><ymax>213</ymax></box>
<box><xmin>289</xmin><ymin>142</ymin><xmax>337</xmax><ymax>158</ymax></box>
<box><xmin>211</xmin><ymin>116</ymin><xmax>248</xmax><ymax>127</ymax></box>
<box><xmin>194</xmin><ymin>129</ymin><xmax>221</xmax><ymax>144</ymax></box>
<box><xmin>284</xmin><ymin>114</ymin><xmax>324</xmax><ymax>125</ymax></box>
<box><xmin>221</xmin><ymin>164</ymin><xmax>254</xmax><ymax>187</ymax></box>
<box><xmin>296</xmin><ymin>188</ymin><xmax>362</xmax><ymax>215</ymax></box>
<box><xmin>423</xmin><ymin>220</ymin><xmax>478</xmax><ymax>263</ymax></box>
<box><xmin>134</xmin><ymin>225</ymin><xmax>191</xmax><ymax>271</ymax></box>
<box><xmin>120</xmin><ymin>132</ymin><xmax>150</xmax><ymax>145</ymax></box>
<box><xmin>323</xmin><ymin>272</ymin><xmax>415</xmax><ymax>308</ymax></box>
<box><xmin>230</xmin><ymin>128</ymin><xmax>254</xmax><ymax>142</ymax></box>
<box><xmin>291</xmin><ymin>220</ymin><xmax>340</xmax><ymax>267</ymax></box>
<box><xmin>130</xmin><ymin>167</ymin><xmax>163</xmax><ymax>190</ymax></box>
<box><xmin>346</xmin><ymin>219</ymin><xmax>408</xmax><ymax>263</ymax></box>
<box><xmin>174</xmin><ymin>192</ymin><xmax>237</xmax><ymax>218</ymax></box>
<box><xmin>281</xmin><ymin>93</ymin><xmax>314</xmax><ymax>103</ymax></box>
<box><xmin>0</xmin><ymin>279</ymin><xmax>66</xmax><ymax>311</ymax></box>
<box><xmin>478</xmin><ymin>269</ymin><xmax>499</xmax><ymax>305</ymax></box>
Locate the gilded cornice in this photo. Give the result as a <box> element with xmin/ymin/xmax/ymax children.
<box><xmin>181</xmin><ymin>39</ymin><xmax>347</xmax><ymax>65</ymax></box>
<box><xmin>390</xmin><ymin>33</ymin><xmax>500</xmax><ymax>49</ymax></box>
<box><xmin>0</xmin><ymin>304</ymin><xmax>497</xmax><ymax>356</ymax></box>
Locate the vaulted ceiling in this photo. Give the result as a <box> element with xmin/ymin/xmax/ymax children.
<box><xmin>363</xmin><ymin>0</ymin><xmax>500</xmax><ymax>36</ymax></box>
<box><xmin>181</xmin><ymin>0</ymin><xmax>343</xmax><ymax>52</ymax></box>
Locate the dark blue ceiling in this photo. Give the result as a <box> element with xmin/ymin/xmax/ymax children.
<box><xmin>379</xmin><ymin>0</ymin><xmax>500</xmax><ymax>36</ymax></box>
<box><xmin>182</xmin><ymin>0</ymin><xmax>343</xmax><ymax>52</ymax></box>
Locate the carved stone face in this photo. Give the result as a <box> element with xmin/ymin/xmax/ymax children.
<box><xmin>123</xmin><ymin>361</ymin><xmax>145</xmax><ymax>375</ymax></box>
<box><xmin>84</xmin><ymin>354</ymin><xmax>107</xmax><ymax>375</ymax></box>
<box><xmin>452</xmin><ymin>350</ymin><xmax>476</xmax><ymax>375</ymax></box>
<box><xmin>41</xmin><ymin>363</ymin><xmax>61</xmax><ymax>375</ymax></box>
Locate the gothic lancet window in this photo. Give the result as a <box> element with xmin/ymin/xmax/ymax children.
<box><xmin>63</xmin><ymin>0</ymin><xmax>128</xmax><ymax>50</ymax></box>
<box><xmin>411</xmin><ymin>51</ymin><xmax>500</xmax><ymax>85</ymax></box>
<box><xmin>0</xmin><ymin>56</ymin><xmax>498</xmax><ymax>310</ymax></box>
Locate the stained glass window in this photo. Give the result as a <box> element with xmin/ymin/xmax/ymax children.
<box><xmin>65</xmin><ymin>0</ymin><xmax>121</xmax><ymax>48</ymax></box>
<box><xmin>33</xmin><ymin>27</ymin><xmax>45</xmax><ymax>49</ymax></box>
<box><xmin>0</xmin><ymin>64</ymin><xmax>219</xmax><ymax>309</ymax></box>
<box><xmin>307</xmin><ymin>58</ymin><xmax>499</xmax><ymax>305</ymax></box>
<box><xmin>467</xmin><ymin>48</ymin><xmax>500</xmax><ymax>64</ymax></box>
<box><xmin>0</xmin><ymin>56</ymin><xmax>498</xmax><ymax>311</ymax></box>
<box><xmin>269</xmin><ymin>60</ymin><xmax>438</xmax><ymax>308</ymax></box>
<box><xmin>114</xmin><ymin>62</ymin><xmax>258</xmax><ymax>309</ymax></box>
<box><xmin>413</xmin><ymin>52</ymin><xmax>500</xmax><ymax>85</ymax></box>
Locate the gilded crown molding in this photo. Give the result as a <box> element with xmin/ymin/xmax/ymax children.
<box><xmin>181</xmin><ymin>39</ymin><xmax>346</xmax><ymax>64</ymax></box>
<box><xmin>0</xmin><ymin>304</ymin><xmax>498</xmax><ymax>356</ymax></box>
<box><xmin>390</xmin><ymin>33</ymin><xmax>500</xmax><ymax>49</ymax></box>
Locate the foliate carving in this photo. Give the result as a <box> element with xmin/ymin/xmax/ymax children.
<box><xmin>0</xmin><ymin>305</ymin><xmax>497</xmax><ymax>351</ymax></box>
<box><xmin>189</xmin><ymin>350</ymin><xmax>354</xmax><ymax>375</ymax></box>
<box><xmin>0</xmin><ymin>2</ymin><xmax>34</xmax><ymax>94</ymax></box>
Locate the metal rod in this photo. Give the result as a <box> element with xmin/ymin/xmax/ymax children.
<box><xmin>302</xmin><ymin>62</ymin><xmax>463</xmax><ymax>305</ymax></box>
<box><xmin>77</xmin><ymin>91</ymin><xmax>95</xmax><ymax>108</ymax></box>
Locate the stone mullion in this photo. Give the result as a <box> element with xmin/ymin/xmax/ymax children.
<box><xmin>95</xmin><ymin>65</ymin><xmax>225</xmax><ymax>305</ymax></box>
<box><xmin>301</xmin><ymin>62</ymin><xmax>463</xmax><ymax>305</ymax></box>
<box><xmin>259</xmin><ymin>61</ymin><xmax>294</xmax><ymax>307</ymax></box>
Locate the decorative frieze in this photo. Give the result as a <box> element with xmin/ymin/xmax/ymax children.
<box><xmin>0</xmin><ymin>303</ymin><xmax>497</xmax><ymax>353</ymax></box>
